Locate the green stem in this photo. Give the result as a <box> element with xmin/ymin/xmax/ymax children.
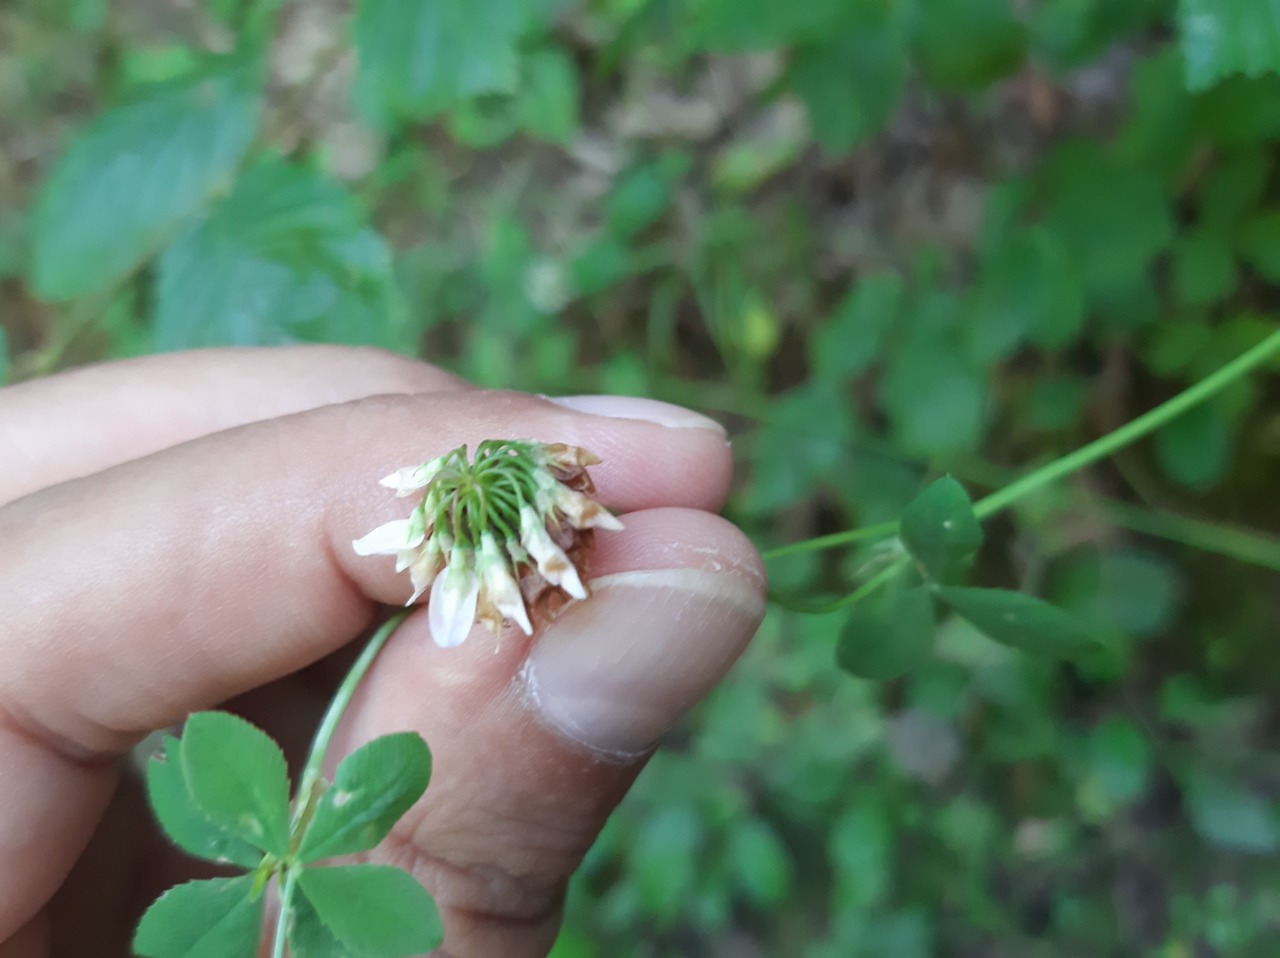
<box><xmin>761</xmin><ymin>520</ymin><xmax>898</xmax><ymax>561</ymax></box>
<box><xmin>270</xmin><ymin>868</ymin><xmax>300</xmax><ymax>958</ymax></box>
<box><xmin>767</xmin><ymin>329</ymin><xmax>1280</xmax><ymax>563</ymax></box>
<box><xmin>1101</xmin><ymin>500</ymin><xmax>1280</xmax><ymax>572</ymax></box>
<box><xmin>972</xmin><ymin>329</ymin><xmax>1280</xmax><ymax>520</ymax></box>
<box><xmin>762</xmin><ymin>329</ymin><xmax>1280</xmax><ymax>611</ymax></box>
<box><xmin>269</xmin><ymin>610</ymin><xmax>410</xmax><ymax>958</ymax></box>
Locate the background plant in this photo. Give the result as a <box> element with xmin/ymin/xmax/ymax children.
<box><xmin>4</xmin><ymin>0</ymin><xmax>1280</xmax><ymax>955</ymax></box>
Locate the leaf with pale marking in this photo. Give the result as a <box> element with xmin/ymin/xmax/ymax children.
<box><xmin>297</xmin><ymin>732</ymin><xmax>432</xmax><ymax>863</ymax></box>
<box><xmin>146</xmin><ymin>735</ymin><xmax>262</xmax><ymax>869</ymax></box>
<box><xmin>180</xmin><ymin>711</ymin><xmax>292</xmax><ymax>859</ymax></box>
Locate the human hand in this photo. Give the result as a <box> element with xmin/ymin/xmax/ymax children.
<box><xmin>0</xmin><ymin>347</ymin><xmax>765</xmax><ymax>957</ymax></box>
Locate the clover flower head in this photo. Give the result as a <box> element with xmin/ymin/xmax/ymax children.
<box><xmin>351</xmin><ymin>440</ymin><xmax>621</xmax><ymax>648</ymax></box>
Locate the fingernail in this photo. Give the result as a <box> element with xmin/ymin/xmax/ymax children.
<box><xmin>546</xmin><ymin>395</ymin><xmax>726</xmax><ymax>434</ymax></box>
<box><xmin>522</xmin><ymin>568</ymin><xmax>764</xmax><ymax>755</ymax></box>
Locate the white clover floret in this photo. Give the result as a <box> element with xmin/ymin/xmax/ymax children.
<box><xmin>352</xmin><ymin>440</ymin><xmax>620</xmax><ymax>648</ymax></box>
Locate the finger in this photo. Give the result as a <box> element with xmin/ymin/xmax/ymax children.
<box><xmin>0</xmin><ymin>389</ymin><xmax>730</xmax><ymax>937</ymax></box>
<box><xmin>0</xmin><ymin>345</ymin><xmax>470</xmax><ymax>507</ymax></box>
<box><xmin>333</xmin><ymin>508</ymin><xmax>765</xmax><ymax>958</ymax></box>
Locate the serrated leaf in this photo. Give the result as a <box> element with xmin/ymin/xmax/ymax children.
<box><xmin>899</xmin><ymin>477</ymin><xmax>983</xmax><ymax>584</ymax></box>
<box><xmin>1178</xmin><ymin>0</ymin><xmax>1280</xmax><ymax>92</ymax></box>
<box><xmin>146</xmin><ymin>735</ymin><xmax>262</xmax><ymax>869</ymax></box>
<box><xmin>288</xmin><ymin>890</ymin><xmax>352</xmax><ymax>958</ymax></box>
<box><xmin>837</xmin><ymin>585</ymin><xmax>936</xmax><ymax>680</ymax></box>
<box><xmin>180</xmin><ymin>711</ymin><xmax>291</xmax><ymax>859</ymax></box>
<box><xmin>297</xmin><ymin>732</ymin><xmax>431</xmax><ymax>864</ymax></box>
<box><xmin>153</xmin><ymin>158</ymin><xmax>398</xmax><ymax>349</ymax></box>
<box><xmin>354</xmin><ymin>0</ymin><xmax>541</xmax><ymax>127</ymax></box>
<box><xmin>936</xmin><ymin>587</ymin><xmax>1100</xmax><ymax>658</ymax></box>
<box><xmin>133</xmin><ymin>875</ymin><xmax>263</xmax><ymax>958</ymax></box>
<box><xmin>31</xmin><ymin>59</ymin><xmax>260</xmax><ymax>301</ymax></box>
<box><xmin>298</xmin><ymin>865</ymin><xmax>443</xmax><ymax>957</ymax></box>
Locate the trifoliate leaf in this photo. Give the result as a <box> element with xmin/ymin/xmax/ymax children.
<box><xmin>297</xmin><ymin>732</ymin><xmax>432</xmax><ymax>864</ymax></box>
<box><xmin>30</xmin><ymin>59</ymin><xmax>260</xmax><ymax>300</ymax></box>
<box><xmin>936</xmin><ymin>587</ymin><xmax>1100</xmax><ymax>658</ymax></box>
<box><xmin>133</xmin><ymin>875</ymin><xmax>263</xmax><ymax>958</ymax></box>
<box><xmin>837</xmin><ymin>585</ymin><xmax>936</xmax><ymax>680</ymax></box>
<box><xmin>146</xmin><ymin>735</ymin><xmax>262</xmax><ymax>869</ymax></box>
<box><xmin>298</xmin><ymin>865</ymin><xmax>443</xmax><ymax>957</ymax></box>
<box><xmin>180</xmin><ymin>711</ymin><xmax>291</xmax><ymax>859</ymax></box>
<box><xmin>899</xmin><ymin>477</ymin><xmax>983</xmax><ymax>584</ymax></box>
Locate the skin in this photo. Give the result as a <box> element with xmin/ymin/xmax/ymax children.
<box><xmin>0</xmin><ymin>346</ymin><xmax>766</xmax><ymax>958</ymax></box>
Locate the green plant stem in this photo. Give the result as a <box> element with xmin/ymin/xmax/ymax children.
<box><xmin>272</xmin><ymin>867</ymin><xmax>300</xmax><ymax>957</ymax></box>
<box><xmin>269</xmin><ymin>609</ymin><xmax>410</xmax><ymax>958</ymax></box>
<box><xmin>1102</xmin><ymin>500</ymin><xmax>1280</xmax><ymax>572</ymax></box>
<box><xmin>762</xmin><ymin>329</ymin><xmax>1280</xmax><ymax>611</ymax></box>
<box><xmin>767</xmin><ymin>329</ymin><xmax>1280</xmax><ymax>565</ymax></box>
<box><xmin>762</xmin><ymin>520</ymin><xmax>898</xmax><ymax>561</ymax></box>
<box><xmin>972</xmin><ymin>329</ymin><xmax>1280</xmax><ymax>519</ymax></box>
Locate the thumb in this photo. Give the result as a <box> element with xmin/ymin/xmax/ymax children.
<box><xmin>330</xmin><ymin>508</ymin><xmax>764</xmax><ymax>957</ymax></box>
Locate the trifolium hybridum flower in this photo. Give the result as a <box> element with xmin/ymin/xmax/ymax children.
<box><xmin>352</xmin><ymin>440</ymin><xmax>623</xmax><ymax>648</ymax></box>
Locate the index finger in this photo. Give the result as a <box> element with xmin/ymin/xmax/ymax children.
<box><xmin>0</xmin><ymin>345</ymin><xmax>470</xmax><ymax>507</ymax></box>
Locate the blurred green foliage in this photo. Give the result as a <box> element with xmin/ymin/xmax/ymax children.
<box><xmin>4</xmin><ymin>0</ymin><xmax>1280</xmax><ymax>955</ymax></box>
